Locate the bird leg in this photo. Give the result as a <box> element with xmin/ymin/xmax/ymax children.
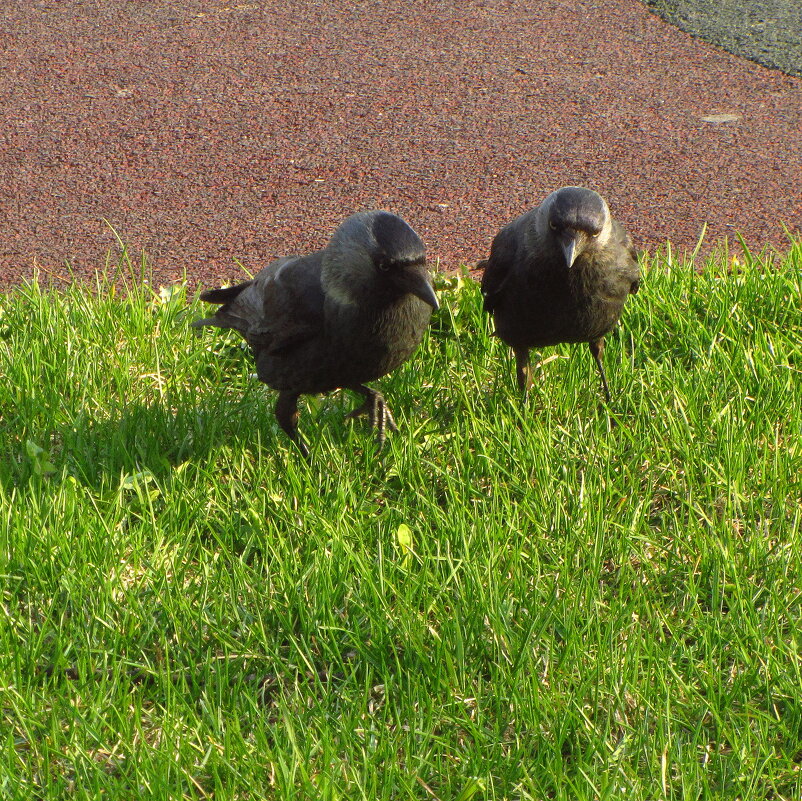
<box><xmin>513</xmin><ymin>347</ymin><xmax>533</xmax><ymax>398</ymax></box>
<box><xmin>588</xmin><ymin>338</ymin><xmax>611</xmax><ymax>403</ymax></box>
<box><xmin>346</xmin><ymin>385</ymin><xmax>399</xmax><ymax>448</ymax></box>
<box><xmin>275</xmin><ymin>391</ymin><xmax>309</xmax><ymax>458</ymax></box>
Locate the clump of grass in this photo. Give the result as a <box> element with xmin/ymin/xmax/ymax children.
<box><xmin>1</xmin><ymin>240</ymin><xmax>801</xmax><ymax>799</ymax></box>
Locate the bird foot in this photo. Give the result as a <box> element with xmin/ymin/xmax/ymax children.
<box><xmin>346</xmin><ymin>390</ymin><xmax>398</xmax><ymax>448</ymax></box>
<box><xmin>275</xmin><ymin>392</ymin><xmax>310</xmax><ymax>459</ymax></box>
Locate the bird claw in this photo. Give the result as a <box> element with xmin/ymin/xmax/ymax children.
<box><xmin>347</xmin><ymin>390</ymin><xmax>398</xmax><ymax>448</ymax></box>
<box><xmin>376</xmin><ymin>404</ymin><xmax>399</xmax><ymax>447</ymax></box>
<box><xmin>344</xmin><ymin>402</ymin><xmax>369</xmax><ymax>422</ymax></box>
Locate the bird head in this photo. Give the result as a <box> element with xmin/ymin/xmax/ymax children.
<box><xmin>322</xmin><ymin>211</ymin><xmax>438</xmax><ymax>310</ymax></box>
<box><xmin>541</xmin><ymin>187</ymin><xmax>612</xmax><ymax>269</ymax></box>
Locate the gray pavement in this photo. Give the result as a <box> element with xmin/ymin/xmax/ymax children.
<box><xmin>644</xmin><ymin>0</ymin><xmax>802</xmax><ymax>77</ymax></box>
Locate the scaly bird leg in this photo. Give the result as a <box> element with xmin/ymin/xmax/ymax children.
<box><xmin>513</xmin><ymin>346</ymin><xmax>532</xmax><ymax>400</ymax></box>
<box><xmin>275</xmin><ymin>391</ymin><xmax>309</xmax><ymax>458</ymax></box>
<box><xmin>588</xmin><ymin>338</ymin><xmax>611</xmax><ymax>403</ymax></box>
<box><xmin>346</xmin><ymin>386</ymin><xmax>398</xmax><ymax>448</ymax></box>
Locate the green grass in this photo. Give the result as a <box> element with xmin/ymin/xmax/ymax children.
<box><xmin>1</xmin><ymin>241</ymin><xmax>801</xmax><ymax>800</ymax></box>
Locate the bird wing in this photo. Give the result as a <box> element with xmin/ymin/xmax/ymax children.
<box><xmin>251</xmin><ymin>253</ymin><xmax>326</xmax><ymax>354</ymax></box>
<box><xmin>612</xmin><ymin>220</ymin><xmax>641</xmax><ymax>295</ymax></box>
<box><xmin>480</xmin><ymin>224</ymin><xmax>519</xmax><ymax>313</ymax></box>
<box><xmin>194</xmin><ymin>253</ymin><xmax>325</xmax><ymax>355</ymax></box>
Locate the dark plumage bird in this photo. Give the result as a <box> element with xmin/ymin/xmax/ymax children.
<box><xmin>193</xmin><ymin>211</ymin><xmax>438</xmax><ymax>457</ymax></box>
<box><xmin>480</xmin><ymin>187</ymin><xmax>640</xmax><ymax>402</ymax></box>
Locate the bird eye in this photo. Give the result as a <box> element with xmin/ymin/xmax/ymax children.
<box><xmin>377</xmin><ymin>261</ymin><xmax>391</xmax><ymax>272</ymax></box>
<box><xmin>549</xmin><ymin>221</ymin><xmax>558</xmax><ymax>231</ymax></box>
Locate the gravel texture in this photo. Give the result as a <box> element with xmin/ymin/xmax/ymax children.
<box><xmin>644</xmin><ymin>0</ymin><xmax>802</xmax><ymax>78</ymax></box>
<box><xmin>1</xmin><ymin>0</ymin><xmax>800</xmax><ymax>290</ymax></box>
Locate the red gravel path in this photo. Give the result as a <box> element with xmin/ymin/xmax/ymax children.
<box><xmin>1</xmin><ymin>0</ymin><xmax>800</xmax><ymax>290</ymax></box>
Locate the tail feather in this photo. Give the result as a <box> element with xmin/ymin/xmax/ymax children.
<box><xmin>194</xmin><ymin>280</ymin><xmax>256</xmax><ymax>333</ymax></box>
<box><xmin>199</xmin><ymin>281</ymin><xmax>253</xmax><ymax>304</ymax></box>
<box><xmin>191</xmin><ymin>316</ymin><xmax>224</xmax><ymax>329</ymax></box>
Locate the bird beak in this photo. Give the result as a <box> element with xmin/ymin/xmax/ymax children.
<box><xmin>394</xmin><ymin>262</ymin><xmax>439</xmax><ymax>310</ymax></box>
<box><xmin>559</xmin><ymin>230</ymin><xmax>580</xmax><ymax>269</ymax></box>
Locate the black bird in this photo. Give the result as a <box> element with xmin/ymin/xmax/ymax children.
<box><xmin>193</xmin><ymin>211</ymin><xmax>438</xmax><ymax>457</ymax></box>
<box><xmin>480</xmin><ymin>186</ymin><xmax>640</xmax><ymax>402</ymax></box>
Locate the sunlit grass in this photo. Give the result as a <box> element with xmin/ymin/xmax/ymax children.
<box><xmin>1</xmin><ymin>240</ymin><xmax>801</xmax><ymax>799</ymax></box>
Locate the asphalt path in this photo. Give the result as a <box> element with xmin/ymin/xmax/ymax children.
<box><xmin>644</xmin><ymin>0</ymin><xmax>802</xmax><ymax>77</ymax></box>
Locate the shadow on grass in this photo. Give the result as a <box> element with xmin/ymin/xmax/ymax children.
<box><xmin>3</xmin><ymin>381</ymin><xmax>278</xmax><ymax>491</ymax></box>
<box><xmin>3</xmin><ymin>369</ymin><xmax>458</xmax><ymax>495</ymax></box>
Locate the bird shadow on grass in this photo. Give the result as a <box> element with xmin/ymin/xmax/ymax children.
<box><xmin>6</xmin><ymin>385</ymin><xmax>284</xmax><ymax>493</ymax></box>
<box><xmin>6</xmin><ymin>372</ymin><xmax>446</xmax><ymax>497</ymax></box>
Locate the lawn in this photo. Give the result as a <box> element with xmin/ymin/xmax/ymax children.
<box><xmin>1</xmin><ymin>241</ymin><xmax>801</xmax><ymax>800</ymax></box>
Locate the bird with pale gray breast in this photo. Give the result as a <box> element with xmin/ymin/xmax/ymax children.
<box><xmin>480</xmin><ymin>186</ymin><xmax>640</xmax><ymax>402</ymax></box>
<box><xmin>193</xmin><ymin>211</ymin><xmax>438</xmax><ymax>457</ymax></box>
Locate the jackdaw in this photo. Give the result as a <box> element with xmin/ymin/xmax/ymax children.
<box><xmin>193</xmin><ymin>211</ymin><xmax>438</xmax><ymax>457</ymax></box>
<box><xmin>480</xmin><ymin>186</ymin><xmax>640</xmax><ymax>402</ymax></box>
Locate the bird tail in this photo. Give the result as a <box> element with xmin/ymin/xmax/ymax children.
<box><xmin>191</xmin><ymin>280</ymin><xmax>255</xmax><ymax>331</ymax></box>
<box><xmin>199</xmin><ymin>281</ymin><xmax>253</xmax><ymax>304</ymax></box>
<box><xmin>191</xmin><ymin>316</ymin><xmax>224</xmax><ymax>329</ymax></box>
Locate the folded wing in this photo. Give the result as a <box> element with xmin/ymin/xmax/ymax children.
<box><xmin>480</xmin><ymin>224</ymin><xmax>520</xmax><ymax>314</ymax></box>
<box><xmin>192</xmin><ymin>253</ymin><xmax>326</xmax><ymax>355</ymax></box>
